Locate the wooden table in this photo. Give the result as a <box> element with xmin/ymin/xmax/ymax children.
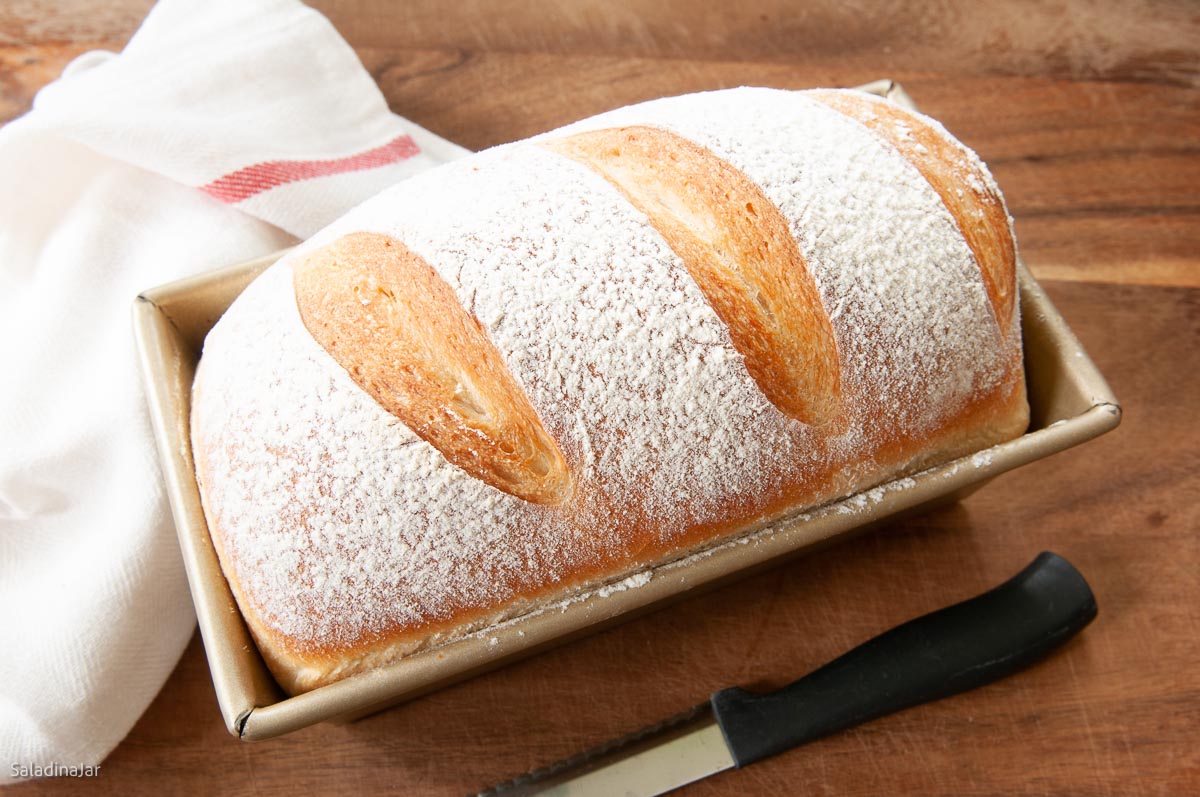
<box><xmin>5</xmin><ymin>2</ymin><xmax>1198</xmax><ymax>794</ymax></box>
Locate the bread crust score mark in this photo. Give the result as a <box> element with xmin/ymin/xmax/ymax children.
<box><xmin>543</xmin><ymin>126</ymin><xmax>845</xmax><ymax>430</ymax></box>
<box><xmin>809</xmin><ymin>90</ymin><xmax>1017</xmax><ymax>333</ymax></box>
<box><xmin>293</xmin><ymin>232</ymin><xmax>573</xmax><ymax>505</ymax></box>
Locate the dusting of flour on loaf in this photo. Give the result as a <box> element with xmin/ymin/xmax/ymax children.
<box><xmin>195</xmin><ymin>149</ymin><xmax>811</xmax><ymax>649</ymax></box>
<box><xmin>321</xmin><ymin>143</ymin><xmax>807</xmax><ymax>534</ymax></box>
<box><xmin>196</xmin><ymin>264</ymin><xmax>570</xmax><ymax>644</ymax></box>
<box><xmin>193</xmin><ymin>87</ymin><xmax>1020</xmax><ymax>658</ymax></box>
<box><xmin>548</xmin><ymin>88</ymin><xmax>1006</xmax><ymax>439</ymax></box>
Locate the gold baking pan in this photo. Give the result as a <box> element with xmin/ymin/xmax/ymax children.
<box><xmin>132</xmin><ymin>81</ymin><xmax>1120</xmax><ymax>740</ymax></box>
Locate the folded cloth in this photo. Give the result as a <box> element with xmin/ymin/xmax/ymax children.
<box><xmin>0</xmin><ymin>0</ymin><xmax>467</xmax><ymax>782</ymax></box>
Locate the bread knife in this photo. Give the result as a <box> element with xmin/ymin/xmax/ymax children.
<box><xmin>475</xmin><ymin>551</ymin><xmax>1097</xmax><ymax>797</ymax></box>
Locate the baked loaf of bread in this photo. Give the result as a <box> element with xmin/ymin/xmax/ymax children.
<box><xmin>191</xmin><ymin>87</ymin><xmax>1028</xmax><ymax>694</ymax></box>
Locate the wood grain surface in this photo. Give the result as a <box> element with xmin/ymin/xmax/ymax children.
<box><xmin>4</xmin><ymin>1</ymin><xmax>1198</xmax><ymax>794</ymax></box>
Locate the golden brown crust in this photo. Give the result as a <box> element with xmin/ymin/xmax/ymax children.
<box><xmin>194</xmin><ymin>92</ymin><xmax>1030</xmax><ymax>695</ymax></box>
<box><xmin>293</xmin><ymin>232</ymin><xmax>573</xmax><ymax>505</ymax></box>
<box><xmin>543</xmin><ymin>126</ymin><xmax>845</xmax><ymax>430</ymax></box>
<box><xmin>809</xmin><ymin>90</ymin><xmax>1017</xmax><ymax>333</ymax></box>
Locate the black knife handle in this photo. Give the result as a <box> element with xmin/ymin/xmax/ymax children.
<box><xmin>710</xmin><ymin>551</ymin><xmax>1097</xmax><ymax>768</ymax></box>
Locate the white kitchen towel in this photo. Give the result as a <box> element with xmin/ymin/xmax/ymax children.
<box><xmin>0</xmin><ymin>0</ymin><xmax>467</xmax><ymax>782</ymax></box>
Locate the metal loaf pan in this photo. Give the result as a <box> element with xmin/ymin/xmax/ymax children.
<box><xmin>132</xmin><ymin>81</ymin><xmax>1120</xmax><ymax>740</ymax></box>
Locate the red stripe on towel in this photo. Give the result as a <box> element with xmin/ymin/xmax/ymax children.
<box><xmin>200</xmin><ymin>134</ymin><xmax>421</xmax><ymax>203</ymax></box>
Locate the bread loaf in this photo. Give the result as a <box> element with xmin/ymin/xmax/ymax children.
<box><xmin>191</xmin><ymin>87</ymin><xmax>1028</xmax><ymax>694</ymax></box>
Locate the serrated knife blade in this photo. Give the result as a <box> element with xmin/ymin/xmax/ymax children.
<box><xmin>474</xmin><ymin>552</ymin><xmax>1097</xmax><ymax>797</ymax></box>
<box><xmin>477</xmin><ymin>704</ymin><xmax>733</xmax><ymax>797</ymax></box>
